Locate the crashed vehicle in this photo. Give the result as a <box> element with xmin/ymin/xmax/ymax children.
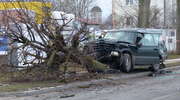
<box><xmin>84</xmin><ymin>29</ymin><xmax>168</xmax><ymax>73</ymax></box>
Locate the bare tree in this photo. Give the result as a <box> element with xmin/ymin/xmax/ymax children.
<box><xmin>176</xmin><ymin>0</ymin><xmax>180</xmax><ymax>54</ymax></box>
<box><xmin>149</xmin><ymin>6</ymin><xmax>162</xmax><ymax>28</ymax></box>
<box><xmin>115</xmin><ymin>0</ymin><xmax>162</xmax><ymax>28</ymax></box>
<box><xmin>101</xmin><ymin>14</ymin><xmax>113</xmax><ymax>29</ymax></box>
<box><xmin>0</xmin><ymin>1</ymin><xmax>93</xmax><ymax>72</ymax></box>
<box><xmin>57</xmin><ymin>0</ymin><xmax>94</xmax><ymax>18</ymax></box>
<box><xmin>114</xmin><ymin>0</ymin><xmax>138</xmax><ymax>28</ymax></box>
<box><xmin>138</xmin><ymin>0</ymin><xmax>151</xmax><ymax>28</ymax></box>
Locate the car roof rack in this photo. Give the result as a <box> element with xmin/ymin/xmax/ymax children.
<box><xmin>103</xmin><ymin>28</ymin><xmax>164</xmax><ymax>34</ymax></box>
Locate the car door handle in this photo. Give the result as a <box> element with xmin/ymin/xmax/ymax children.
<box><xmin>154</xmin><ymin>48</ymin><xmax>158</xmax><ymax>51</ymax></box>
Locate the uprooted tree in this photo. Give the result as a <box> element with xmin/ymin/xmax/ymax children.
<box><xmin>1</xmin><ymin>1</ymin><xmax>107</xmax><ymax>74</ymax></box>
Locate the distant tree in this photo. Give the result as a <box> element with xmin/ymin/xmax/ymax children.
<box><xmin>138</xmin><ymin>0</ymin><xmax>151</xmax><ymax>28</ymax></box>
<box><xmin>149</xmin><ymin>6</ymin><xmax>162</xmax><ymax>28</ymax></box>
<box><xmin>176</xmin><ymin>0</ymin><xmax>180</xmax><ymax>54</ymax></box>
<box><xmin>114</xmin><ymin>0</ymin><xmax>138</xmax><ymax>28</ymax></box>
<box><xmin>115</xmin><ymin>0</ymin><xmax>161</xmax><ymax>28</ymax></box>
<box><xmin>101</xmin><ymin>14</ymin><xmax>113</xmax><ymax>29</ymax></box>
<box><xmin>57</xmin><ymin>0</ymin><xmax>94</xmax><ymax>18</ymax></box>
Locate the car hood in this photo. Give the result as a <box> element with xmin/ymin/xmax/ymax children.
<box><xmin>95</xmin><ymin>39</ymin><xmax>131</xmax><ymax>47</ymax></box>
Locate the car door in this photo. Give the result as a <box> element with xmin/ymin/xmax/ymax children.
<box><xmin>135</xmin><ymin>33</ymin><xmax>160</xmax><ymax>65</ymax></box>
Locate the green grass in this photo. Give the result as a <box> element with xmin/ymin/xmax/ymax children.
<box><xmin>0</xmin><ymin>81</ymin><xmax>61</xmax><ymax>92</ymax></box>
<box><xmin>0</xmin><ymin>72</ymin><xmax>62</xmax><ymax>92</ymax></box>
<box><xmin>168</xmin><ymin>54</ymin><xmax>180</xmax><ymax>59</ymax></box>
<box><xmin>166</xmin><ymin>62</ymin><xmax>180</xmax><ymax>67</ymax></box>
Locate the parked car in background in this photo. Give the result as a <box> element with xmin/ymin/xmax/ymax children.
<box><xmin>84</xmin><ymin>29</ymin><xmax>168</xmax><ymax>73</ymax></box>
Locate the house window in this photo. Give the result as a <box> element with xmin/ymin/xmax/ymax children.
<box><xmin>126</xmin><ymin>17</ymin><xmax>133</xmax><ymax>25</ymax></box>
<box><xmin>170</xmin><ymin>31</ymin><xmax>175</xmax><ymax>37</ymax></box>
<box><xmin>91</xmin><ymin>6</ymin><xmax>102</xmax><ymax>24</ymax></box>
<box><xmin>126</xmin><ymin>0</ymin><xmax>134</xmax><ymax>5</ymax></box>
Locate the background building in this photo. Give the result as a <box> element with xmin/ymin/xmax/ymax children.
<box><xmin>89</xmin><ymin>0</ymin><xmax>176</xmax><ymax>29</ymax></box>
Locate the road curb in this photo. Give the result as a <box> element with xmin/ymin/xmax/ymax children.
<box><xmin>0</xmin><ymin>66</ymin><xmax>180</xmax><ymax>97</ymax></box>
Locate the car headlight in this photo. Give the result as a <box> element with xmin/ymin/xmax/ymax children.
<box><xmin>111</xmin><ymin>51</ymin><xmax>119</xmax><ymax>56</ymax></box>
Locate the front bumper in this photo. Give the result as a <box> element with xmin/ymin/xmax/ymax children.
<box><xmin>97</xmin><ymin>51</ymin><xmax>121</xmax><ymax>65</ymax></box>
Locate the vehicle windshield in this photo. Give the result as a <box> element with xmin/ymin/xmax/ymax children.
<box><xmin>103</xmin><ymin>31</ymin><xmax>135</xmax><ymax>44</ymax></box>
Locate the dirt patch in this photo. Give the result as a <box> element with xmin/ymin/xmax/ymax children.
<box><xmin>0</xmin><ymin>71</ymin><xmax>109</xmax><ymax>92</ymax></box>
<box><xmin>0</xmin><ymin>55</ymin><xmax>8</xmax><ymax>65</ymax></box>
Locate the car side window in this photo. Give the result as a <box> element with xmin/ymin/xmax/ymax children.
<box><xmin>140</xmin><ymin>34</ymin><xmax>156</xmax><ymax>46</ymax></box>
<box><xmin>152</xmin><ymin>34</ymin><xmax>160</xmax><ymax>46</ymax></box>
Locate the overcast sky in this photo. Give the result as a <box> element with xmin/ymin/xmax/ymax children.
<box><xmin>92</xmin><ymin>0</ymin><xmax>112</xmax><ymax>21</ymax></box>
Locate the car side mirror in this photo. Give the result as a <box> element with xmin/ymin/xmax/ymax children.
<box><xmin>136</xmin><ymin>36</ymin><xmax>143</xmax><ymax>43</ymax></box>
<box><xmin>137</xmin><ymin>42</ymin><xmax>142</xmax><ymax>47</ymax></box>
<box><xmin>136</xmin><ymin>37</ymin><xmax>142</xmax><ymax>47</ymax></box>
<box><xmin>136</xmin><ymin>33</ymin><xmax>144</xmax><ymax>47</ymax></box>
<box><xmin>99</xmin><ymin>36</ymin><xmax>102</xmax><ymax>39</ymax></box>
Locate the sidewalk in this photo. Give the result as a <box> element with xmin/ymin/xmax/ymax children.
<box><xmin>165</xmin><ymin>58</ymin><xmax>180</xmax><ymax>64</ymax></box>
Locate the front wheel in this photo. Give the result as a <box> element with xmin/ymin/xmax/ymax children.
<box><xmin>160</xmin><ymin>63</ymin><xmax>166</xmax><ymax>69</ymax></box>
<box><xmin>120</xmin><ymin>53</ymin><xmax>133</xmax><ymax>73</ymax></box>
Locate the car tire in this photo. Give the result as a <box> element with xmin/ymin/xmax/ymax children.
<box><xmin>149</xmin><ymin>64</ymin><xmax>160</xmax><ymax>72</ymax></box>
<box><xmin>160</xmin><ymin>63</ymin><xmax>166</xmax><ymax>69</ymax></box>
<box><xmin>120</xmin><ymin>53</ymin><xmax>133</xmax><ymax>73</ymax></box>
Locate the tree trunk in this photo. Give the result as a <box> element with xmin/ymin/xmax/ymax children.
<box><xmin>176</xmin><ymin>0</ymin><xmax>180</xmax><ymax>54</ymax></box>
<box><xmin>138</xmin><ymin>0</ymin><xmax>151</xmax><ymax>28</ymax></box>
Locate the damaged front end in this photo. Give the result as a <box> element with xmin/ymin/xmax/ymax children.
<box><xmin>94</xmin><ymin>40</ymin><xmax>122</xmax><ymax>68</ymax></box>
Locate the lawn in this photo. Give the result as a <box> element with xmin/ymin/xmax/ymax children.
<box><xmin>168</xmin><ymin>54</ymin><xmax>180</xmax><ymax>59</ymax></box>
<box><xmin>0</xmin><ymin>72</ymin><xmax>62</xmax><ymax>92</ymax></box>
<box><xmin>0</xmin><ymin>80</ymin><xmax>62</xmax><ymax>92</ymax></box>
<box><xmin>166</xmin><ymin>62</ymin><xmax>180</xmax><ymax>67</ymax></box>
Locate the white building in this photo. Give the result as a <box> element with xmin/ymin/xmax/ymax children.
<box><xmin>90</xmin><ymin>0</ymin><xmax>176</xmax><ymax>29</ymax></box>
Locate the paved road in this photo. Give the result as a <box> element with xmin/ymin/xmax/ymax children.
<box><xmin>61</xmin><ymin>70</ymin><xmax>180</xmax><ymax>100</ymax></box>
<box><xmin>1</xmin><ymin>69</ymin><xmax>180</xmax><ymax>100</ymax></box>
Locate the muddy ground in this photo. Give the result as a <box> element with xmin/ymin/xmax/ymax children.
<box><xmin>1</xmin><ymin>67</ymin><xmax>180</xmax><ymax>100</ymax></box>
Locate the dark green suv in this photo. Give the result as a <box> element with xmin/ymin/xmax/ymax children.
<box><xmin>84</xmin><ymin>29</ymin><xmax>168</xmax><ymax>73</ymax></box>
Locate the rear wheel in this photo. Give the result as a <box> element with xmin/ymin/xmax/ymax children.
<box><xmin>120</xmin><ymin>53</ymin><xmax>133</xmax><ymax>73</ymax></box>
<box><xmin>149</xmin><ymin>64</ymin><xmax>160</xmax><ymax>72</ymax></box>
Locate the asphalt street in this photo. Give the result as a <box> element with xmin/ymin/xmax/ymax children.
<box><xmin>1</xmin><ymin>67</ymin><xmax>180</xmax><ymax>100</ymax></box>
<box><xmin>60</xmin><ymin>69</ymin><xmax>180</xmax><ymax>100</ymax></box>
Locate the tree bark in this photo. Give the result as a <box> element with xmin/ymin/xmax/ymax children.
<box><xmin>138</xmin><ymin>0</ymin><xmax>151</xmax><ymax>28</ymax></box>
<box><xmin>176</xmin><ymin>0</ymin><xmax>180</xmax><ymax>54</ymax></box>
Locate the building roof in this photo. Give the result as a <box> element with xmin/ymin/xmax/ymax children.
<box><xmin>91</xmin><ymin>6</ymin><xmax>102</xmax><ymax>12</ymax></box>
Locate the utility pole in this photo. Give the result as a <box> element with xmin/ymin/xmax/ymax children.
<box><xmin>112</xmin><ymin>0</ymin><xmax>115</xmax><ymax>29</ymax></box>
<box><xmin>172</xmin><ymin>0</ymin><xmax>176</xmax><ymax>28</ymax></box>
<box><xmin>176</xmin><ymin>0</ymin><xmax>180</xmax><ymax>54</ymax></box>
<box><xmin>164</xmin><ymin>0</ymin><xmax>167</xmax><ymax>28</ymax></box>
